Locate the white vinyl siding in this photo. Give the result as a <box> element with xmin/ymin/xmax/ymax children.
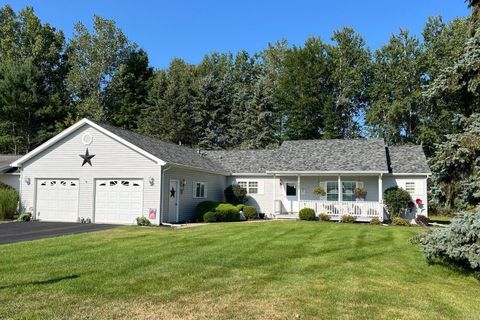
<box><xmin>193</xmin><ymin>182</ymin><xmax>207</xmax><ymax>198</ymax></box>
<box><xmin>162</xmin><ymin>167</ymin><xmax>226</xmax><ymax>223</ymax></box>
<box><xmin>19</xmin><ymin>125</ymin><xmax>161</xmax><ymax>225</ymax></box>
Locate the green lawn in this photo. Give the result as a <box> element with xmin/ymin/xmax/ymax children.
<box><xmin>1</xmin><ymin>221</ymin><xmax>478</xmax><ymax>320</ymax></box>
<box><xmin>429</xmin><ymin>215</ymin><xmax>453</xmax><ymax>224</ymax></box>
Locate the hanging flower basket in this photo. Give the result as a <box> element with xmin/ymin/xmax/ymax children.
<box><xmin>313</xmin><ymin>186</ymin><xmax>326</xmax><ymax>197</ymax></box>
<box><xmin>353</xmin><ymin>187</ymin><xmax>367</xmax><ymax>200</ymax></box>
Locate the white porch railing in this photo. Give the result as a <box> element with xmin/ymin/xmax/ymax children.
<box><xmin>299</xmin><ymin>200</ymin><xmax>384</xmax><ymax>221</ymax></box>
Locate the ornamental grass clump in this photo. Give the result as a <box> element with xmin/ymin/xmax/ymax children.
<box><xmin>417</xmin><ymin>209</ymin><xmax>480</xmax><ymax>272</ymax></box>
<box><xmin>0</xmin><ymin>188</ymin><xmax>19</xmax><ymax>220</ymax></box>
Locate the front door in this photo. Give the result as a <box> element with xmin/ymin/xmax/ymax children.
<box><xmin>284</xmin><ymin>181</ymin><xmax>298</xmax><ymax>213</ymax></box>
<box><xmin>168</xmin><ymin>180</ymin><xmax>179</xmax><ymax>222</ymax></box>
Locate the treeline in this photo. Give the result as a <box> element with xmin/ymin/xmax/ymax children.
<box><xmin>0</xmin><ymin>3</ymin><xmax>478</xmax><ymax>157</ymax></box>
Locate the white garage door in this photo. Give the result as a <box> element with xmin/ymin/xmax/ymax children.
<box><xmin>94</xmin><ymin>179</ymin><xmax>143</xmax><ymax>224</ymax></box>
<box><xmin>36</xmin><ymin>179</ymin><xmax>79</xmax><ymax>222</ymax></box>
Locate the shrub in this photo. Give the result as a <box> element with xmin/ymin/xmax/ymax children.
<box><xmin>415</xmin><ymin>215</ymin><xmax>430</xmax><ymax>226</ymax></box>
<box><xmin>393</xmin><ymin>216</ymin><xmax>410</xmax><ymax>226</ymax></box>
<box><xmin>204</xmin><ymin>209</ymin><xmax>240</xmax><ymax>222</ymax></box>
<box><xmin>215</xmin><ymin>209</ymin><xmax>241</xmax><ymax>222</ymax></box>
<box><xmin>203</xmin><ymin>211</ymin><xmax>217</xmax><ymax>222</ymax></box>
<box><xmin>319</xmin><ymin>213</ymin><xmax>331</xmax><ymax>221</ymax></box>
<box><xmin>224</xmin><ymin>184</ymin><xmax>248</xmax><ymax>205</ymax></box>
<box><xmin>136</xmin><ymin>216</ymin><xmax>151</xmax><ymax>226</ymax></box>
<box><xmin>0</xmin><ymin>188</ymin><xmax>19</xmax><ymax>220</ymax></box>
<box><xmin>299</xmin><ymin>208</ymin><xmax>316</xmax><ymax>221</ymax></box>
<box><xmin>384</xmin><ymin>186</ymin><xmax>412</xmax><ymax>217</ymax></box>
<box><xmin>418</xmin><ymin>209</ymin><xmax>480</xmax><ymax>271</ymax></box>
<box><xmin>242</xmin><ymin>206</ymin><xmax>257</xmax><ymax>219</ymax></box>
<box><xmin>313</xmin><ymin>186</ymin><xmax>326</xmax><ymax>197</ymax></box>
<box><xmin>195</xmin><ymin>201</ymin><xmax>219</xmax><ymax>222</ymax></box>
<box><xmin>340</xmin><ymin>215</ymin><xmax>356</xmax><ymax>223</ymax></box>
<box><xmin>370</xmin><ymin>217</ymin><xmax>382</xmax><ymax>225</ymax></box>
<box><xmin>17</xmin><ymin>212</ymin><xmax>32</xmax><ymax>222</ymax></box>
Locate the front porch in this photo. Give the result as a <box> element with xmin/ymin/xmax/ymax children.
<box><xmin>270</xmin><ymin>173</ymin><xmax>386</xmax><ymax>221</ymax></box>
<box><xmin>273</xmin><ymin>200</ymin><xmax>384</xmax><ymax>221</ymax></box>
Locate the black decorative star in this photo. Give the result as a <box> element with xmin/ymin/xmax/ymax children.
<box><xmin>80</xmin><ymin>148</ymin><xmax>95</xmax><ymax>167</ymax></box>
<box><xmin>170</xmin><ymin>187</ymin><xmax>176</xmax><ymax>197</ymax></box>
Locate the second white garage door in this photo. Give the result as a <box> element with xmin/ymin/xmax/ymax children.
<box><xmin>94</xmin><ymin>179</ymin><xmax>143</xmax><ymax>224</ymax></box>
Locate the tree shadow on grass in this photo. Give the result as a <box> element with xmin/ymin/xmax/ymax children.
<box><xmin>0</xmin><ymin>274</ymin><xmax>80</xmax><ymax>290</ymax></box>
<box><xmin>427</xmin><ymin>260</ymin><xmax>480</xmax><ymax>280</ymax></box>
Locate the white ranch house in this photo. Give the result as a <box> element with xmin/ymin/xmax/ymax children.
<box><xmin>0</xmin><ymin>118</ymin><xmax>431</xmax><ymax>224</ymax></box>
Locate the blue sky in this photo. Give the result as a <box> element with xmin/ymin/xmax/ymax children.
<box><xmin>4</xmin><ymin>0</ymin><xmax>471</xmax><ymax>69</ymax></box>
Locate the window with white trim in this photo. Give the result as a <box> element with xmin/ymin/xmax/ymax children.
<box><xmin>342</xmin><ymin>181</ymin><xmax>357</xmax><ymax>201</ymax></box>
<box><xmin>237</xmin><ymin>181</ymin><xmax>259</xmax><ymax>194</ymax></box>
<box><xmin>405</xmin><ymin>182</ymin><xmax>415</xmax><ymax>193</ymax></box>
<box><xmin>194</xmin><ymin>182</ymin><xmax>207</xmax><ymax>198</ymax></box>
<box><xmin>238</xmin><ymin>181</ymin><xmax>248</xmax><ymax>189</ymax></box>
<box><xmin>248</xmin><ymin>181</ymin><xmax>258</xmax><ymax>194</ymax></box>
<box><xmin>326</xmin><ymin>181</ymin><xmax>338</xmax><ymax>201</ymax></box>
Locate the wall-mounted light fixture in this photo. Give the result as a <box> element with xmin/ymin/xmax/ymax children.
<box><xmin>148</xmin><ymin>176</ymin><xmax>155</xmax><ymax>186</ymax></box>
<box><xmin>180</xmin><ymin>178</ymin><xmax>187</xmax><ymax>194</ymax></box>
<box><xmin>24</xmin><ymin>176</ymin><xmax>31</xmax><ymax>185</ymax></box>
<box><xmin>279</xmin><ymin>179</ymin><xmax>283</xmax><ymax>186</ymax></box>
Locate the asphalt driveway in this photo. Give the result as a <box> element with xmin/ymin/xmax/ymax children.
<box><xmin>0</xmin><ymin>221</ymin><xmax>118</xmax><ymax>245</ymax></box>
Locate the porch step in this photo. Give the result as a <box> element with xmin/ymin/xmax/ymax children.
<box><xmin>273</xmin><ymin>214</ymin><xmax>298</xmax><ymax>220</ymax></box>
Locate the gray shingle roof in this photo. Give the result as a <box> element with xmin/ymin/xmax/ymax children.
<box><xmin>387</xmin><ymin>145</ymin><xmax>431</xmax><ymax>174</ymax></box>
<box><xmin>96</xmin><ymin>124</ymin><xmax>225</xmax><ymax>173</ymax></box>
<box><xmin>96</xmin><ymin>122</ymin><xmax>430</xmax><ymax>175</ymax></box>
<box><xmin>0</xmin><ymin>155</ymin><xmax>21</xmax><ymax>172</ymax></box>
<box><xmin>205</xmin><ymin>139</ymin><xmax>391</xmax><ymax>173</ymax></box>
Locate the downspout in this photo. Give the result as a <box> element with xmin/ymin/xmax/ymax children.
<box><xmin>160</xmin><ymin>165</ymin><xmax>175</xmax><ymax>227</ymax></box>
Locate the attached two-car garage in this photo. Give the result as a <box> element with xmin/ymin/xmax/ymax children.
<box><xmin>36</xmin><ymin>178</ymin><xmax>143</xmax><ymax>224</ymax></box>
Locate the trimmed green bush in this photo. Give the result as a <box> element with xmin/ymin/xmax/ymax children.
<box><xmin>224</xmin><ymin>184</ymin><xmax>248</xmax><ymax>205</ymax></box>
<box><xmin>203</xmin><ymin>211</ymin><xmax>217</xmax><ymax>222</ymax></box>
<box><xmin>299</xmin><ymin>208</ymin><xmax>316</xmax><ymax>221</ymax></box>
<box><xmin>393</xmin><ymin>216</ymin><xmax>410</xmax><ymax>226</ymax></box>
<box><xmin>204</xmin><ymin>209</ymin><xmax>240</xmax><ymax>222</ymax></box>
<box><xmin>370</xmin><ymin>217</ymin><xmax>382</xmax><ymax>225</ymax></box>
<box><xmin>242</xmin><ymin>206</ymin><xmax>257</xmax><ymax>219</ymax></box>
<box><xmin>136</xmin><ymin>216</ymin><xmax>151</xmax><ymax>226</ymax></box>
<box><xmin>384</xmin><ymin>186</ymin><xmax>412</xmax><ymax>217</ymax></box>
<box><xmin>0</xmin><ymin>188</ymin><xmax>19</xmax><ymax>220</ymax></box>
<box><xmin>418</xmin><ymin>209</ymin><xmax>480</xmax><ymax>271</ymax></box>
<box><xmin>196</xmin><ymin>202</ymin><xmax>243</xmax><ymax>222</ymax></box>
<box><xmin>319</xmin><ymin>213</ymin><xmax>331</xmax><ymax>221</ymax></box>
<box><xmin>215</xmin><ymin>209</ymin><xmax>240</xmax><ymax>222</ymax></box>
<box><xmin>340</xmin><ymin>215</ymin><xmax>356</xmax><ymax>223</ymax></box>
<box><xmin>195</xmin><ymin>201</ymin><xmax>219</xmax><ymax>222</ymax></box>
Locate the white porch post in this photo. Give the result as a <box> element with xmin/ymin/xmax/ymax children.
<box><xmin>338</xmin><ymin>175</ymin><xmax>342</xmax><ymax>202</ymax></box>
<box><xmin>297</xmin><ymin>175</ymin><xmax>301</xmax><ymax>210</ymax></box>
<box><xmin>273</xmin><ymin>174</ymin><xmax>276</xmax><ymax>216</ymax></box>
<box><xmin>378</xmin><ymin>174</ymin><xmax>383</xmax><ymax>203</ymax></box>
<box><xmin>378</xmin><ymin>173</ymin><xmax>384</xmax><ymax>220</ymax></box>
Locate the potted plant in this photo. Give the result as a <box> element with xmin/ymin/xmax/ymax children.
<box><xmin>313</xmin><ymin>186</ymin><xmax>326</xmax><ymax>197</ymax></box>
<box><xmin>353</xmin><ymin>187</ymin><xmax>367</xmax><ymax>201</ymax></box>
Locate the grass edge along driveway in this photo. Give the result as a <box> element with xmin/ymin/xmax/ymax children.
<box><xmin>1</xmin><ymin>221</ymin><xmax>478</xmax><ymax>320</ymax></box>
